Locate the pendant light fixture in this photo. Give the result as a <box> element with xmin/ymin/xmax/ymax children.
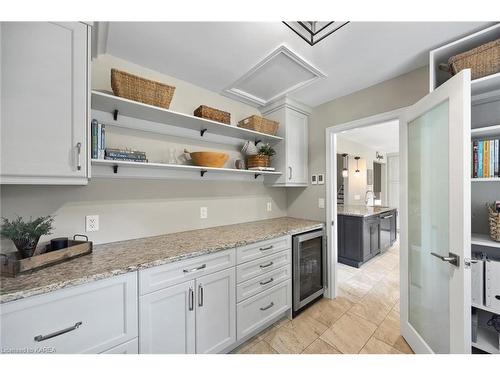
<box><xmin>341</xmin><ymin>153</ymin><xmax>348</xmax><ymax>178</ymax></box>
<box><xmin>283</xmin><ymin>21</ymin><xmax>349</xmax><ymax>46</ymax></box>
<box><xmin>354</xmin><ymin>156</ymin><xmax>361</xmax><ymax>177</ymax></box>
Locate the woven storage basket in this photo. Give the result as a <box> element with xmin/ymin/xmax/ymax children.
<box><xmin>488</xmin><ymin>205</ymin><xmax>500</xmax><ymax>242</ymax></box>
<box><xmin>194</xmin><ymin>105</ymin><xmax>230</xmax><ymax>124</ymax></box>
<box><xmin>441</xmin><ymin>39</ymin><xmax>500</xmax><ymax>80</ymax></box>
<box><xmin>111</xmin><ymin>69</ymin><xmax>175</xmax><ymax>109</ymax></box>
<box><xmin>246</xmin><ymin>155</ymin><xmax>270</xmax><ymax>169</ymax></box>
<box><xmin>238</xmin><ymin>115</ymin><xmax>279</xmax><ymax>136</ymax></box>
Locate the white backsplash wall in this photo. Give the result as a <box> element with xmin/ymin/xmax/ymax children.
<box><xmin>0</xmin><ymin>54</ymin><xmax>287</xmax><ymax>250</ymax></box>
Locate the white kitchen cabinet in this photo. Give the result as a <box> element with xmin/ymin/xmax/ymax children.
<box><xmin>0</xmin><ymin>273</ymin><xmax>138</xmax><ymax>354</ymax></box>
<box><xmin>139</xmin><ymin>280</ymin><xmax>196</xmax><ymax>354</ymax></box>
<box><xmin>262</xmin><ymin>98</ymin><xmax>311</xmax><ymax>187</ymax></box>
<box><xmin>139</xmin><ymin>256</ymin><xmax>236</xmax><ymax>354</ymax></box>
<box><xmin>101</xmin><ymin>338</ymin><xmax>138</xmax><ymax>354</ymax></box>
<box><xmin>0</xmin><ymin>22</ymin><xmax>90</xmax><ymax>185</ymax></box>
<box><xmin>195</xmin><ymin>268</ymin><xmax>236</xmax><ymax>354</ymax></box>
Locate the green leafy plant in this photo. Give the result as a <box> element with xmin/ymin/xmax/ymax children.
<box><xmin>1</xmin><ymin>216</ymin><xmax>54</xmax><ymax>258</ymax></box>
<box><xmin>258</xmin><ymin>143</ymin><xmax>276</xmax><ymax>158</ymax></box>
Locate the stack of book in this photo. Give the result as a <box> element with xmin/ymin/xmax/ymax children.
<box><xmin>472</xmin><ymin>138</ymin><xmax>499</xmax><ymax>178</ymax></box>
<box><xmin>91</xmin><ymin>119</ymin><xmax>105</xmax><ymax>159</ymax></box>
<box><xmin>104</xmin><ymin>148</ymin><xmax>148</xmax><ymax>163</ymax></box>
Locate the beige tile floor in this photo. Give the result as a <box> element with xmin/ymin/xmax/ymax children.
<box><xmin>234</xmin><ymin>240</ymin><xmax>414</xmax><ymax>354</ymax></box>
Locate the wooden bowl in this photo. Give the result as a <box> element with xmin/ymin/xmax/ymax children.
<box><xmin>188</xmin><ymin>151</ymin><xmax>229</xmax><ymax>168</ymax></box>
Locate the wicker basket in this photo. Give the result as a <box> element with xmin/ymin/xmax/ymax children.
<box><xmin>194</xmin><ymin>105</ymin><xmax>230</xmax><ymax>124</ymax></box>
<box><xmin>246</xmin><ymin>155</ymin><xmax>270</xmax><ymax>169</ymax></box>
<box><xmin>238</xmin><ymin>115</ymin><xmax>279</xmax><ymax>136</ymax></box>
<box><xmin>111</xmin><ymin>69</ymin><xmax>176</xmax><ymax>109</ymax></box>
<box><xmin>440</xmin><ymin>39</ymin><xmax>500</xmax><ymax>80</ymax></box>
<box><xmin>488</xmin><ymin>205</ymin><xmax>500</xmax><ymax>242</ymax></box>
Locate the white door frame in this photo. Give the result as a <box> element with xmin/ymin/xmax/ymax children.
<box><xmin>325</xmin><ymin>107</ymin><xmax>407</xmax><ymax>299</ymax></box>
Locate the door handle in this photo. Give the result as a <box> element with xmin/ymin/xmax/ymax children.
<box><xmin>76</xmin><ymin>142</ymin><xmax>82</xmax><ymax>171</ymax></box>
<box><xmin>34</xmin><ymin>321</ymin><xmax>82</xmax><ymax>342</ymax></box>
<box><xmin>188</xmin><ymin>287</ymin><xmax>194</xmax><ymax>311</ymax></box>
<box><xmin>430</xmin><ymin>252</ymin><xmax>460</xmax><ymax>267</ymax></box>
<box><xmin>198</xmin><ymin>284</ymin><xmax>204</xmax><ymax>307</ymax></box>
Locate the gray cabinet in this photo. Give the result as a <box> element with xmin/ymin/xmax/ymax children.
<box><xmin>338</xmin><ymin>209</ymin><xmax>397</xmax><ymax>268</ymax></box>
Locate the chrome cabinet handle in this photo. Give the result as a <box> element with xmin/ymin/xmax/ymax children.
<box><xmin>260</xmin><ymin>277</ymin><xmax>274</xmax><ymax>286</ymax></box>
<box><xmin>288</xmin><ymin>166</ymin><xmax>292</xmax><ymax>180</ymax></box>
<box><xmin>76</xmin><ymin>142</ymin><xmax>82</xmax><ymax>171</ymax></box>
<box><xmin>260</xmin><ymin>302</ymin><xmax>274</xmax><ymax>311</ymax></box>
<box><xmin>259</xmin><ymin>245</ymin><xmax>274</xmax><ymax>251</ymax></box>
<box><xmin>188</xmin><ymin>287</ymin><xmax>194</xmax><ymax>311</ymax></box>
<box><xmin>34</xmin><ymin>321</ymin><xmax>82</xmax><ymax>342</ymax></box>
<box><xmin>430</xmin><ymin>252</ymin><xmax>459</xmax><ymax>267</ymax></box>
<box><xmin>198</xmin><ymin>284</ymin><xmax>204</xmax><ymax>307</ymax></box>
<box><xmin>183</xmin><ymin>264</ymin><xmax>206</xmax><ymax>273</ymax></box>
<box><xmin>260</xmin><ymin>261</ymin><xmax>274</xmax><ymax>269</ymax></box>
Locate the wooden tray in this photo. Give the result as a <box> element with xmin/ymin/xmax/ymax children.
<box><xmin>0</xmin><ymin>235</ymin><xmax>92</xmax><ymax>277</ymax></box>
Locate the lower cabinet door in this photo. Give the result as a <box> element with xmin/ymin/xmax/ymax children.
<box><xmin>195</xmin><ymin>268</ymin><xmax>236</xmax><ymax>354</ymax></box>
<box><xmin>101</xmin><ymin>338</ymin><xmax>138</xmax><ymax>354</ymax></box>
<box><xmin>139</xmin><ymin>280</ymin><xmax>195</xmax><ymax>354</ymax></box>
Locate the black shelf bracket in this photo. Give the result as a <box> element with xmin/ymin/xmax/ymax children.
<box><xmin>113</xmin><ymin>165</ymin><xmax>118</xmax><ymax>174</ymax></box>
<box><xmin>200</xmin><ymin>170</ymin><xmax>207</xmax><ymax>177</ymax></box>
<box><xmin>254</xmin><ymin>173</ymin><xmax>261</xmax><ymax>179</ymax></box>
<box><xmin>113</xmin><ymin>109</ymin><xmax>119</xmax><ymax>121</ymax></box>
<box><xmin>200</xmin><ymin>128</ymin><xmax>207</xmax><ymax>137</ymax></box>
<box><xmin>254</xmin><ymin>140</ymin><xmax>262</xmax><ymax>146</ymax></box>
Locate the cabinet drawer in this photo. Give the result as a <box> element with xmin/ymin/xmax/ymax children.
<box><xmin>0</xmin><ymin>273</ymin><xmax>138</xmax><ymax>354</ymax></box>
<box><xmin>236</xmin><ymin>280</ymin><xmax>291</xmax><ymax>340</ymax></box>
<box><xmin>139</xmin><ymin>248</ymin><xmax>235</xmax><ymax>295</ymax></box>
<box><xmin>236</xmin><ymin>264</ymin><xmax>291</xmax><ymax>303</ymax></box>
<box><xmin>101</xmin><ymin>338</ymin><xmax>138</xmax><ymax>354</ymax></box>
<box><xmin>237</xmin><ymin>236</ymin><xmax>291</xmax><ymax>264</ymax></box>
<box><xmin>236</xmin><ymin>249</ymin><xmax>291</xmax><ymax>284</ymax></box>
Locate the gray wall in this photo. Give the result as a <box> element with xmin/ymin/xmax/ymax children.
<box><xmin>287</xmin><ymin>66</ymin><xmax>429</xmax><ymax>221</ymax></box>
<box><xmin>0</xmin><ymin>54</ymin><xmax>287</xmax><ymax>249</ymax></box>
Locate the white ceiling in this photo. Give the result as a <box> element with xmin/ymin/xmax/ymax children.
<box><xmin>99</xmin><ymin>22</ymin><xmax>491</xmax><ymax>107</ymax></box>
<box><xmin>339</xmin><ymin>120</ymin><xmax>399</xmax><ymax>154</ymax></box>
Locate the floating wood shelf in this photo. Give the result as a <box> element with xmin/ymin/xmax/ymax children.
<box><xmin>91</xmin><ymin>91</ymin><xmax>283</xmax><ymax>146</ymax></box>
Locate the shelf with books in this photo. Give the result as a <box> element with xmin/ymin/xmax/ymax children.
<box><xmin>471</xmin><ymin>134</ymin><xmax>499</xmax><ymax>179</ymax></box>
<box><xmin>91</xmin><ymin>159</ymin><xmax>282</xmax><ymax>181</ymax></box>
<box><xmin>91</xmin><ymin>91</ymin><xmax>283</xmax><ymax>147</ymax></box>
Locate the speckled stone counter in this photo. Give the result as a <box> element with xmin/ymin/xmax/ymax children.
<box><xmin>0</xmin><ymin>217</ymin><xmax>323</xmax><ymax>304</ymax></box>
<box><xmin>337</xmin><ymin>205</ymin><xmax>396</xmax><ymax>217</ymax></box>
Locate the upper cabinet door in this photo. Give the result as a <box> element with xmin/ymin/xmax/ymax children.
<box><xmin>400</xmin><ymin>70</ymin><xmax>471</xmax><ymax>354</ymax></box>
<box><xmin>285</xmin><ymin>109</ymin><xmax>308</xmax><ymax>185</ymax></box>
<box><xmin>195</xmin><ymin>268</ymin><xmax>236</xmax><ymax>354</ymax></box>
<box><xmin>1</xmin><ymin>22</ymin><xmax>89</xmax><ymax>184</ymax></box>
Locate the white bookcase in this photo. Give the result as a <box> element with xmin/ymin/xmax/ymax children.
<box><xmin>430</xmin><ymin>23</ymin><xmax>500</xmax><ymax>354</ymax></box>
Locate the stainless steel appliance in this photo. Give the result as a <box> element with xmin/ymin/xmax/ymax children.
<box><xmin>292</xmin><ymin>229</ymin><xmax>326</xmax><ymax>316</ymax></box>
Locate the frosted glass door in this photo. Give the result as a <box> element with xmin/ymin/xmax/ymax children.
<box><xmin>407</xmin><ymin>100</ymin><xmax>450</xmax><ymax>353</ymax></box>
<box><xmin>400</xmin><ymin>70</ymin><xmax>471</xmax><ymax>354</ymax></box>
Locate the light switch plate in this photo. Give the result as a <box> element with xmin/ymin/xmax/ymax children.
<box><xmin>317</xmin><ymin>174</ymin><xmax>324</xmax><ymax>185</ymax></box>
<box><xmin>85</xmin><ymin>215</ymin><xmax>99</xmax><ymax>232</ymax></box>
<box><xmin>318</xmin><ymin>198</ymin><xmax>325</xmax><ymax>209</ymax></box>
<box><xmin>311</xmin><ymin>174</ymin><xmax>318</xmax><ymax>185</ymax></box>
<box><xmin>354</xmin><ymin>195</ymin><xmax>361</xmax><ymax>201</ymax></box>
<box><xmin>266</xmin><ymin>202</ymin><xmax>272</xmax><ymax>212</ymax></box>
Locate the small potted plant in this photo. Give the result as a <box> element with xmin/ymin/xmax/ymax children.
<box><xmin>247</xmin><ymin>143</ymin><xmax>276</xmax><ymax>169</ymax></box>
<box><xmin>0</xmin><ymin>216</ymin><xmax>54</xmax><ymax>259</ymax></box>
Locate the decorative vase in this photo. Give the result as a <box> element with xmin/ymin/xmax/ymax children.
<box><xmin>12</xmin><ymin>236</ymin><xmax>41</xmax><ymax>259</ymax></box>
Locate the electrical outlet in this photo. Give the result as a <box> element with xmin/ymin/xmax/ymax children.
<box><xmin>318</xmin><ymin>198</ymin><xmax>325</xmax><ymax>209</ymax></box>
<box><xmin>354</xmin><ymin>194</ymin><xmax>361</xmax><ymax>201</ymax></box>
<box><xmin>85</xmin><ymin>215</ymin><xmax>99</xmax><ymax>232</ymax></box>
<box><xmin>266</xmin><ymin>202</ymin><xmax>272</xmax><ymax>212</ymax></box>
<box><xmin>200</xmin><ymin>207</ymin><xmax>208</xmax><ymax>219</ymax></box>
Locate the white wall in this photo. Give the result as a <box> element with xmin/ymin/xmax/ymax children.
<box><xmin>0</xmin><ymin>54</ymin><xmax>287</xmax><ymax>250</ymax></box>
<box><xmin>287</xmin><ymin>66</ymin><xmax>429</xmax><ymax>221</ymax></box>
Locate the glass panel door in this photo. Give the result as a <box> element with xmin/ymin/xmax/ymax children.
<box><xmin>407</xmin><ymin>100</ymin><xmax>450</xmax><ymax>353</ymax></box>
<box><xmin>299</xmin><ymin>236</ymin><xmax>323</xmax><ymax>301</ymax></box>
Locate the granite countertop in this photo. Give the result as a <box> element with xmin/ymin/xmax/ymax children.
<box><xmin>337</xmin><ymin>205</ymin><xmax>397</xmax><ymax>217</ymax></box>
<box><xmin>0</xmin><ymin>217</ymin><xmax>323</xmax><ymax>304</ymax></box>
